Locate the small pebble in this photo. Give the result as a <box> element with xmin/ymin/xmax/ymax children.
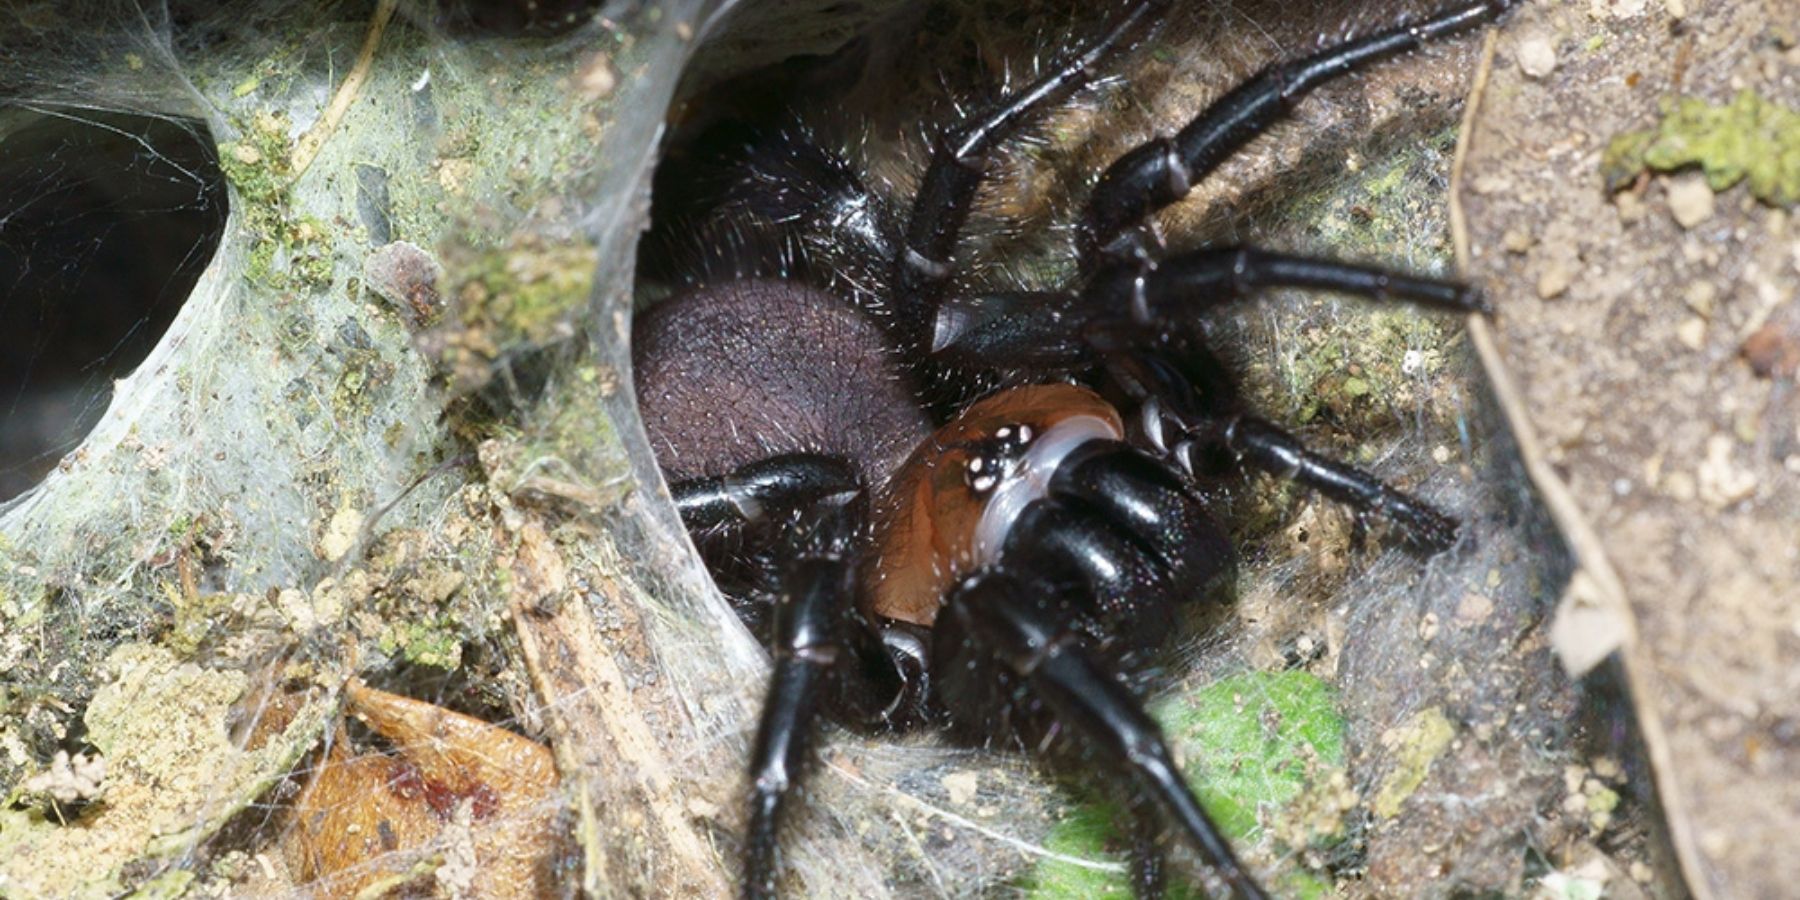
<box><xmin>942</xmin><ymin>771</ymin><xmax>979</xmax><ymax>806</ymax></box>
<box><xmin>1455</xmin><ymin>592</ymin><xmax>1494</xmax><ymax>623</ymax></box>
<box><xmin>1683</xmin><ymin>281</ymin><xmax>1718</xmax><ymax>317</ymax></box>
<box><xmin>1537</xmin><ymin>263</ymin><xmax>1573</xmax><ymax>299</ymax></box>
<box><xmin>1676</xmin><ymin>316</ymin><xmax>1707</xmax><ymax>350</ymax></box>
<box><xmin>363</xmin><ymin>241</ymin><xmax>444</xmax><ymax>328</ymax></box>
<box><xmin>578</xmin><ymin>56</ymin><xmax>616</xmax><ymax>99</ymax></box>
<box><xmin>1472</xmin><ymin>174</ymin><xmax>1513</xmax><ymax>195</ymax></box>
<box><xmin>1742</xmin><ymin>321</ymin><xmax>1800</xmax><ymax>378</ymax></box>
<box><xmin>1668</xmin><ymin>177</ymin><xmax>1716</xmax><ymax>229</ymax></box>
<box><xmin>1518</xmin><ymin>35</ymin><xmax>1558</xmax><ymax>78</ymax></box>
<box><xmin>1615</xmin><ymin>190</ymin><xmax>1648</xmax><ymax>224</ymax></box>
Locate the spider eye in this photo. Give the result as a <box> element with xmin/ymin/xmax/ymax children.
<box><xmin>963</xmin><ymin>452</ymin><xmax>1002</xmax><ymax>493</ymax></box>
<box><xmin>992</xmin><ymin>424</ymin><xmax>1034</xmax><ymax>445</ymax></box>
<box><xmin>962</xmin><ymin>422</ymin><xmax>1036</xmax><ymax>494</ymax></box>
<box><xmin>966</xmin><ymin>466</ymin><xmax>1000</xmax><ymax>494</ymax></box>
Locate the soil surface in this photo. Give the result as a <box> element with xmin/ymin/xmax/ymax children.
<box><xmin>1459</xmin><ymin>2</ymin><xmax>1800</xmax><ymax>896</ymax></box>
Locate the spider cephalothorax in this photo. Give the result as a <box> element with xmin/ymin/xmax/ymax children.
<box><xmin>631</xmin><ymin>2</ymin><xmax>1515</xmax><ymax>896</ymax></box>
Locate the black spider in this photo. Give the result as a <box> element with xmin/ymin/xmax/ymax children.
<box><xmin>631</xmin><ymin>2</ymin><xmax>1513</xmax><ymax>896</ymax></box>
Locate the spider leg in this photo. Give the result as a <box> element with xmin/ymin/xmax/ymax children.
<box><xmin>1023</xmin><ymin>440</ymin><xmax>1238</xmax><ymax>633</ymax></box>
<box><xmin>936</xmin><ymin>445</ymin><xmax>1249</xmax><ymax>895</ymax></box>
<box><xmin>892</xmin><ymin>0</ymin><xmax>1164</xmax><ymax>346</ymax></box>
<box><xmin>928</xmin><ymin>289</ymin><xmax>1095</xmax><ymax>372</ymax></box>
<box><xmin>1086</xmin><ymin>247</ymin><xmax>1490</xmax><ymax>322</ymax></box>
<box><xmin>669</xmin><ymin>453</ymin><xmax>859</xmax><ymax>533</ymax></box>
<box><xmin>931</xmin><ymin>247</ymin><xmax>1484</xmax><ymax>373</ymax></box>
<box><xmin>1128</xmin><ymin>800</ymin><xmax>1169</xmax><ymax>899</ymax></box>
<box><xmin>1077</xmin><ymin>0</ymin><xmax>1518</xmax><ymax>263</ymax></box>
<box><xmin>1223</xmin><ymin>415</ymin><xmax>1459</xmax><ymax>551</ymax></box>
<box><xmin>939</xmin><ymin>571</ymin><xmax>1269</xmax><ymax>900</ymax></box>
<box><xmin>741</xmin><ymin>492</ymin><xmax>865</xmax><ymax>900</ymax></box>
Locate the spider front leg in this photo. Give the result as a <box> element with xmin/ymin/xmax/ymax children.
<box><xmin>1085</xmin><ymin>248</ymin><xmax>1491</xmax><ymax>321</ymax></box>
<box><xmin>1221</xmin><ymin>416</ymin><xmax>1460</xmax><ymax>551</ymax></box>
<box><xmin>933</xmin><ymin>269</ymin><xmax>1469</xmax><ymax>552</ymax></box>
<box><xmin>934</xmin><ymin>436</ymin><xmax>1257</xmax><ymax>897</ymax></box>
<box><xmin>892</xmin><ymin>0</ymin><xmax>1163</xmax><ymax>347</ymax></box>
<box><xmin>670</xmin><ymin>453</ymin><xmax>859</xmax><ymax>534</ymax></box>
<box><xmin>930</xmin><ymin>248</ymin><xmax>1487</xmax><ymax>374</ymax></box>
<box><xmin>1107</xmin><ymin>340</ymin><xmax>1462</xmax><ymax>552</ymax></box>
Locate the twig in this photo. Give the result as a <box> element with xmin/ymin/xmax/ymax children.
<box><xmin>290</xmin><ymin>0</ymin><xmax>398</xmax><ymax>177</ymax></box>
<box><xmin>821</xmin><ymin>757</ymin><xmax>1128</xmax><ymax>875</ymax></box>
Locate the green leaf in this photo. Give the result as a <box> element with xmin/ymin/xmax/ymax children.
<box><xmin>1023</xmin><ymin>670</ymin><xmax>1347</xmax><ymax>898</ymax></box>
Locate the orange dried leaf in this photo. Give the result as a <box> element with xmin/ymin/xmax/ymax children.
<box><xmin>283</xmin><ymin>680</ymin><xmax>560</xmax><ymax>899</ymax></box>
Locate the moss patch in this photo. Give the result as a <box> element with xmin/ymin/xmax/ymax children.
<box><xmin>454</xmin><ymin>238</ymin><xmax>596</xmax><ymax>342</ymax></box>
<box><xmin>377</xmin><ymin>619</ymin><xmax>464</xmax><ymax>670</ymax></box>
<box><xmin>1602</xmin><ymin>90</ymin><xmax>1800</xmax><ymax>205</ymax></box>
<box><xmin>431</xmin><ymin>236</ymin><xmax>599</xmax><ymax>392</ymax></box>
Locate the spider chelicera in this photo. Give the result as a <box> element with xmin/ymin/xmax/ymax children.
<box><xmin>632</xmin><ymin>1</ymin><xmax>1514</xmax><ymax>896</ymax></box>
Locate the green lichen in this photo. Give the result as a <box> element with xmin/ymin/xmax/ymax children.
<box><xmin>1587</xmin><ymin>784</ymin><xmax>1619</xmax><ymax>815</ymax></box>
<box><xmin>215</xmin><ymin>113</ymin><xmax>340</xmax><ymax>291</ymax></box>
<box><xmin>455</xmin><ymin>238</ymin><xmax>598</xmax><ymax>346</ymax></box>
<box><xmin>1024</xmin><ymin>671</ymin><xmax>1346</xmax><ymax>898</ymax></box>
<box><xmin>330</xmin><ymin>346</ymin><xmax>396</xmax><ymax>425</ymax></box>
<box><xmin>1602</xmin><ymin>89</ymin><xmax>1800</xmax><ymax>205</ymax></box>
<box><xmin>1370</xmin><ymin>706</ymin><xmax>1455</xmax><ymax>819</ymax></box>
<box><xmin>287</xmin><ymin>216</ymin><xmax>335</xmax><ymax>290</ymax></box>
<box><xmin>429</xmin><ymin>237</ymin><xmax>600</xmax><ymax>394</ymax></box>
<box><xmin>164</xmin><ymin>585</ymin><xmax>236</xmax><ymax>658</ymax></box>
<box><xmin>378</xmin><ymin>619</ymin><xmax>463</xmax><ymax>670</ymax></box>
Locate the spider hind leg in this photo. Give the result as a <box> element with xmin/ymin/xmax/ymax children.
<box><xmin>733</xmin><ymin>486</ymin><xmax>927</xmax><ymax>900</ymax></box>
<box><xmin>681</xmin><ymin>461</ymin><xmax>926</xmax><ymax>898</ymax></box>
<box><xmin>892</xmin><ymin>0</ymin><xmax>1166</xmax><ymax>350</ymax></box>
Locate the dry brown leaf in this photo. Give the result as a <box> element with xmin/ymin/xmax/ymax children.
<box><xmin>283</xmin><ymin>679</ymin><xmax>559</xmax><ymax>899</ymax></box>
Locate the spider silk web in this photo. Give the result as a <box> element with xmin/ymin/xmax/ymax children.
<box><xmin>0</xmin><ymin>108</ymin><xmax>225</xmax><ymax>502</ymax></box>
<box><xmin>0</xmin><ymin>1</ymin><xmax>1580</xmax><ymax>897</ymax></box>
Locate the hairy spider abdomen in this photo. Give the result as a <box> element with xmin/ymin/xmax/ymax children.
<box><xmin>632</xmin><ymin>279</ymin><xmax>929</xmax><ymax>484</ymax></box>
